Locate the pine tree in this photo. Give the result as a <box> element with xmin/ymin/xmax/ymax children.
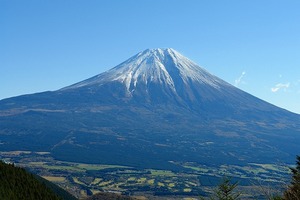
<box><xmin>201</xmin><ymin>177</ymin><xmax>241</xmax><ymax>200</ymax></box>
<box><xmin>284</xmin><ymin>155</ymin><xmax>300</xmax><ymax>200</ymax></box>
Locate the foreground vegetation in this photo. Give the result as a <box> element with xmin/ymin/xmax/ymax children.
<box><xmin>204</xmin><ymin>156</ymin><xmax>300</xmax><ymax>200</ymax></box>
<box><xmin>0</xmin><ymin>161</ymin><xmax>76</xmax><ymax>200</ymax></box>
<box><xmin>283</xmin><ymin>155</ymin><xmax>300</xmax><ymax>200</ymax></box>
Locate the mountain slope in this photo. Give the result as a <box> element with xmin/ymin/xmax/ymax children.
<box><xmin>59</xmin><ymin>48</ymin><xmax>282</xmax><ymax>113</ymax></box>
<box><xmin>0</xmin><ymin>48</ymin><xmax>299</xmax><ymax>170</ymax></box>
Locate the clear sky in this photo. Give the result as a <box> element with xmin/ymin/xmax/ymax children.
<box><xmin>1</xmin><ymin>0</ymin><xmax>300</xmax><ymax>114</ymax></box>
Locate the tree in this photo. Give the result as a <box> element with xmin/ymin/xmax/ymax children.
<box><xmin>284</xmin><ymin>155</ymin><xmax>300</xmax><ymax>200</ymax></box>
<box><xmin>202</xmin><ymin>177</ymin><xmax>241</xmax><ymax>200</ymax></box>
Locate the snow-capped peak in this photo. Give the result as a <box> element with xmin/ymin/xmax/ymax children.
<box><xmin>62</xmin><ymin>48</ymin><xmax>227</xmax><ymax>94</ymax></box>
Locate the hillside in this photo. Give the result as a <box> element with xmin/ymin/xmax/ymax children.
<box><xmin>0</xmin><ymin>161</ymin><xmax>76</xmax><ymax>200</ymax></box>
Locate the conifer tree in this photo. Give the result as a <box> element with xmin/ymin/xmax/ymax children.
<box><xmin>284</xmin><ymin>155</ymin><xmax>300</xmax><ymax>200</ymax></box>
<box><xmin>202</xmin><ymin>177</ymin><xmax>241</xmax><ymax>200</ymax></box>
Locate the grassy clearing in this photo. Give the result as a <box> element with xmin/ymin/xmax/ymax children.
<box><xmin>158</xmin><ymin>182</ymin><xmax>165</xmax><ymax>187</ymax></box>
<box><xmin>168</xmin><ymin>183</ymin><xmax>175</xmax><ymax>187</ymax></box>
<box><xmin>241</xmin><ymin>166</ymin><xmax>268</xmax><ymax>174</ymax></box>
<box><xmin>77</xmin><ymin>163</ymin><xmax>130</xmax><ymax>170</ymax></box>
<box><xmin>29</xmin><ymin>162</ymin><xmax>47</xmax><ymax>165</ymax></box>
<box><xmin>137</xmin><ymin>177</ymin><xmax>147</xmax><ymax>183</ymax></box>
<box><xmin>98</xmin><ymin>180</ymin><xmax>113</xmax><ymax>186</ymax></box>
<box><xmin>147</xmin><ymin>179</ymin><xmax>155</xmax><ymax>185</ymax></box>
<box><xmin>184</xmin><ymin>165</ymin><xmax>209</xmax><ymax>173</ymax></box>
<box><xmin>249</xmin><ymin>163</ymin><xmax>288</xmax><ymax>172</ymax></box>
<box><xmin>42</xmin><ymin>176</ymin><xmax>66</xmax><ymax>182</ymax></box>
<box><xmin>38</xmin><ymin>161</ymin><xmax>131</xmax><ymax>173</ymax></box>
<box><xmin>90</xmin><ymin>189</ymin><xmax>101</xmax><ymax>195</ymax></box>
<box><xmin>91</xmin><ymin>178</ymin><xmax>102</xmax><ymax>185</ymax></box>
<box><xmin>133</xmin><ymin>196</ymin><xmax>148</xmax><ymax>200</ymax></box>
<box><xmin>128</xmin><ymin>177</ymin><xmax>136</xmax><ymax>181</ymax></box>
<box><xmin>186</xmin><ymin>181</ymin><xmax>197</xmax><ymax>187</ymax></box>
<box><xmin>23</xmin><ymin>161</ymin><xmax>65</xmax><ymax>170</ymax></box>
<box><xmin>150</xmin><ymin>170</ymin><xmax>176</xmax><ymax>176</ymax></box>
<box><xmin>73</xmin><ymin>177</ymin><xmax>85</xmax><ymax>185</ymax></box>
<box><xmin>43</xmin><ymin>165</ymin><xmax>85</xmax><ymax>172</ymax></box>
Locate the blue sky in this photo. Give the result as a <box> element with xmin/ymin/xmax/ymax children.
<box><xmin>1</xmin><ymin>0</ymin><xmax>300</xmax><ymax>114</ymax></box>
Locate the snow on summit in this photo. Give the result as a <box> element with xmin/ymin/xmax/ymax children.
<box><xmin>62</xmin><ymin>48</ymin><xmax>228</xmax><ymax>93</ymax></box>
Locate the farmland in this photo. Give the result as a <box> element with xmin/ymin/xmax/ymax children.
<box><xmin>0</xmin><ymin>151</ymin><xmax>290</xmax><ymax>199</ymax></box>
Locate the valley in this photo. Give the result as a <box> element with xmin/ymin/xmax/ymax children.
<box><xmin>0</xmin><ymin>150</ymin><xmax>290</xmax><ymax>199</ymax></box>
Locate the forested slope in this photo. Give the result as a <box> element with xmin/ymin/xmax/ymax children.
<box><xmin>0</xmin><ymin>161</ymin><xmax>76</xmax><ymax>200</ymax></box>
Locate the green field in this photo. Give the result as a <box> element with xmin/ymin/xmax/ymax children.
<box><xmin>42</xmin><ymin>176</ymin><xmax>66</xmax><ymax>182</ymax></box>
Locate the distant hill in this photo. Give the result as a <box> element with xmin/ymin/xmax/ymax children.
<box><xmin>0</xmin><ymin>161</ymin><xmax>76</xmax><ymax>200</ymax></box>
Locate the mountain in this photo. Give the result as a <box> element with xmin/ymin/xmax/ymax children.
<box><xmin>0</xmin><ymin>161</ymin><xmax>76</xmax><ymax>200</ymax></box>
<box><xmin>0</xmin><ymin>48</ymin><xmax>299</xmax><ymax>170</ymax></box>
